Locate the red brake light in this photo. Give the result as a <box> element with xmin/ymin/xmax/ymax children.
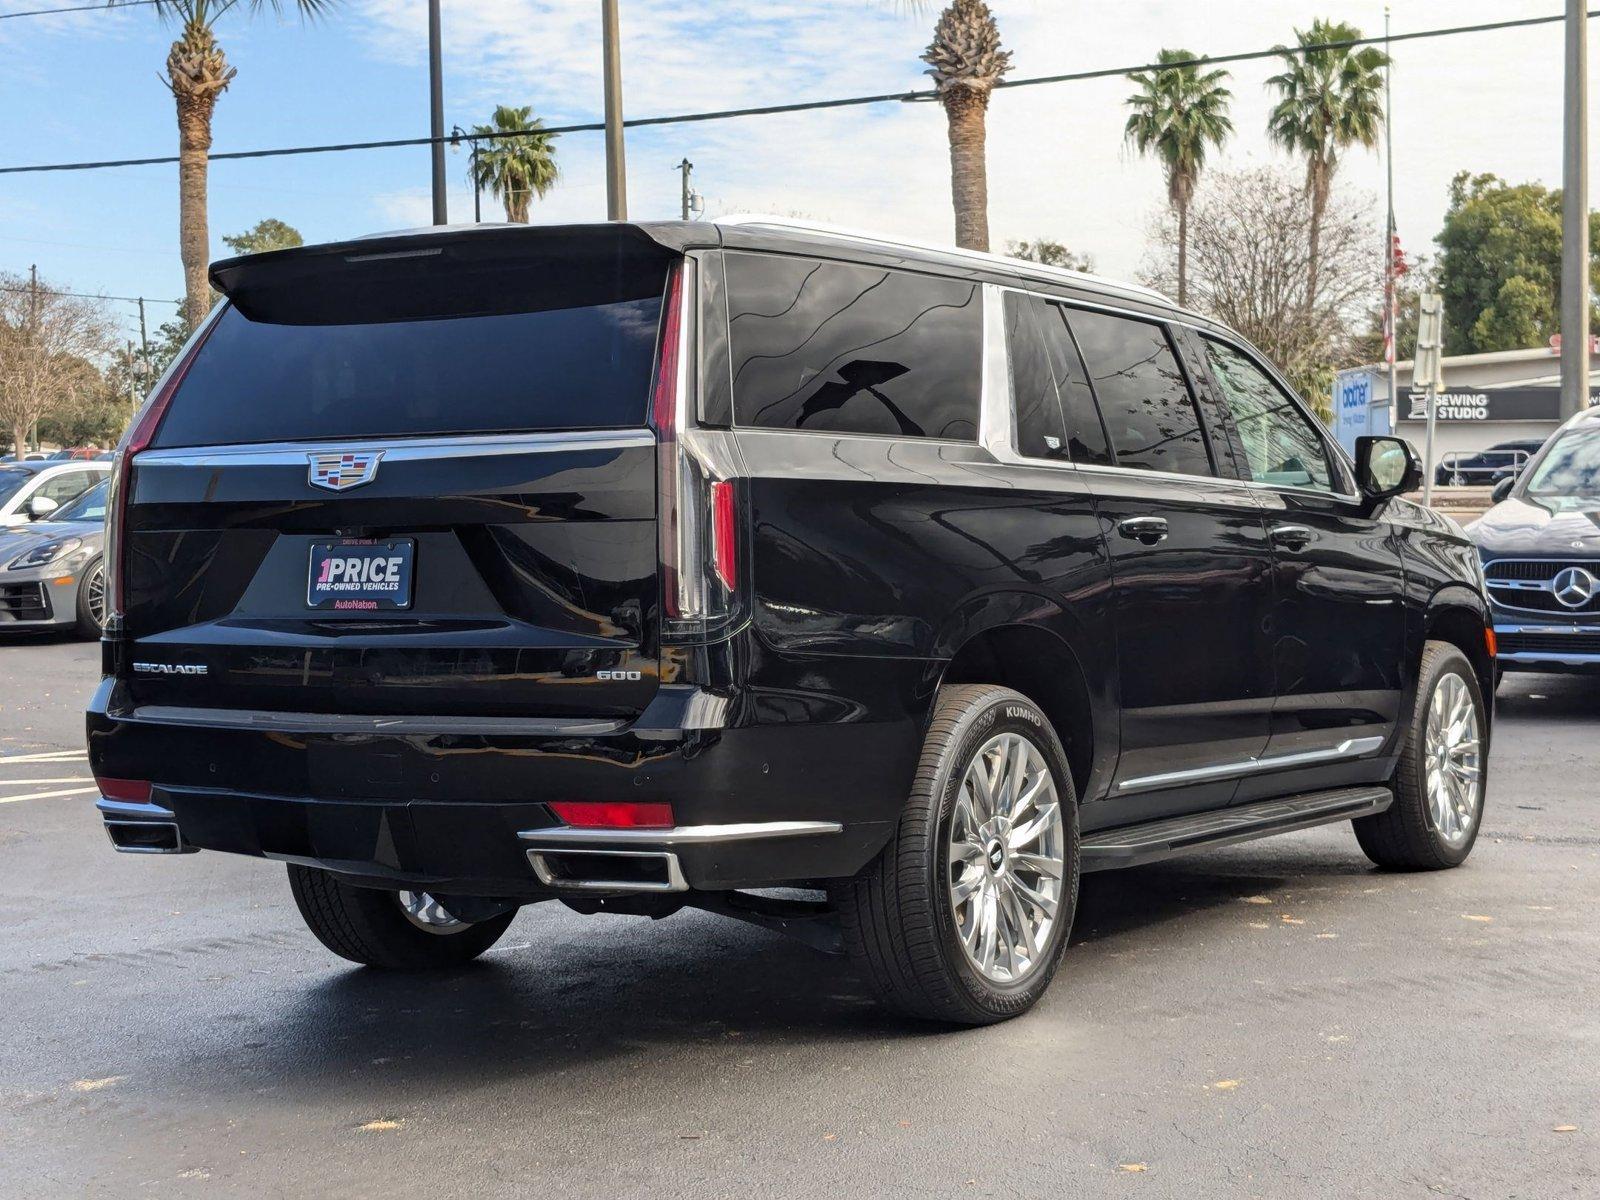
<box><xmin>549</xmin><ymin>801</ymin><xmax>675</xmax><ymax>830</ymax></box>
<box><xmin>711</xmin><ymin>480</ymin><xmax>737</xmax><ymax>592</ymax></box>
<box><xmin>96</xmin><ymin>777</ymin><xmax>152</xmax><ymax>804</ymax></box>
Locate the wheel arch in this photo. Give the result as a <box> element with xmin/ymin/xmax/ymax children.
<box><xmin>927</xmin><ymin>594</ymin><xmax>1114</xmax><ymax>803</ymax></box>
<box><xmin>1424</xmin><ymin>584</ymin><xmax>1495</xmax><ymax>710</ymax></box>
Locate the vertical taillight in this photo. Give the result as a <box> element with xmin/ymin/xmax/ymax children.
<box><xmin>103</xmin><ymin>310</ymin><xmax>220</xmax><ymax>635</ymax></box>
<box><xmin>650</xmin><ymin>262</ymin><xmax>742</xmax><ymax>643</ymax></box>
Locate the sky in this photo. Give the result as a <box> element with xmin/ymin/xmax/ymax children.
<box><xmin>1</xmin><ymin>0</ymin><xmax>1596</xmax><ymax>347</ymax></box>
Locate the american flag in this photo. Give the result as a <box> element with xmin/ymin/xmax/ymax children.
<box><xmin>1382</xmin><ymin>209</ymin><xmax>1409</xmax><ymax>366</ymax></box>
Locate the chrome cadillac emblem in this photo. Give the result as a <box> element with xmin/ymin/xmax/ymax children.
<box><xmin>308</xmin><ymin>451</ymin><xmax>383</xmax><ymax>492</ymax></box>
<box><xmin>1552</xmin><ymin>566</ymin><xmax>1597</xmax><ymax>609</ymax></box>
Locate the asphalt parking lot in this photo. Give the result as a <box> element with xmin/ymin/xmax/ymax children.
<box><xmin>2</xmin><ymin>634</ymin><xmax>1596</xmax><ymax>1199</ymax></box>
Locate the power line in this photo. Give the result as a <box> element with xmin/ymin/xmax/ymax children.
<box><xmin>0</xmin><ymin>0</ymin><xmax>160</xmax><ymax>19</ymax></box>
<box><xmin>0</xmin><ymin>283</ymin><xmax>180</xmax><ymax>307</ymax></box>
<box><xmin>0</xmin><ymin>8</ymin><xmax>1589</xmax><ymax>177</ymax></box>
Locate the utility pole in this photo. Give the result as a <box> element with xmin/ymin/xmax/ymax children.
<box><xmin>28</xmin><ymin>263</ymin><xmax>38</xmax><ymax>329</ymax></box>
<box><xmin>1416</xmin><ymin>293</ymin><xmax>1445</xmax><ymax>507</ymax></box>
<box><xmin>1383</xmin><ymin>7</ymin><xmax>1399</xmax><ymax>427</ymax></box>
<box><xmin>1561</xmin><ymin>0</ymin><xmax>1590</xmax><ymax>418</ymax></box>
<box><xmin>137</xmin><ymin>297</ymin><xmax>150</xmax><ymax>390</ymax></box>
<box><xmin>602</xmin><ymin>0</ymin><xmax>628</xmax><ymax>220</ymax></box>
<box><xmin>428</xmin><ymin>0</ymin><xmax>448</xmax><ymax>225</ymax></box>
<box><xmin>678</xmin><ymin>158</ymin><xmax>693</xmax><ymax>220</ymax></box>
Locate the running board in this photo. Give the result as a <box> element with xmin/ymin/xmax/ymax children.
<box><xmin>1080</xmin><ymin>786</ymin><xmax>1393</xmax><ymax>873</ymax></box>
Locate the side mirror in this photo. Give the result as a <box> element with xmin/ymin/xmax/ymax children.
<box><xmin>27</xmin><ymin>495</ymin><xmax>59</xmax><ymax>520</ymax></box>
<box><xmin>1491</xmin><ymin>476</ymin><xmax>1516</xmax><ymax>504</ymax></box>
<box><xmin>1354</xmin><ymin>435</ymin><xmax>1423</xmax><ymax>501</ymax></box>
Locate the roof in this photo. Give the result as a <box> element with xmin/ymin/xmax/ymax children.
<box><xmin>211</xmin><ymin>216</ymin><xmax>1194</xmax><ymax>326</ymax></box>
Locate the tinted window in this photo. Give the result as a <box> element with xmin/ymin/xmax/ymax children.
<box><xmin>1003</xmin><ymin>293</ymin><xmax>1069</xmax><ymax>459</ymax></box>
<box><xmin>1202</xmin><ymin>338</ymin><xmax>1333</xmax><ymax>491</ymax></box>
<box><xmin>1068</xmin><ymin>310</ymin><xmax>1212</xmax><ymax>476</ymax></box>
<box><xmin>154</xmin><ymin>295</ymin><xmax>664</xmax><ymax>449</ymax></box>
<box><xmin>726</xmin><ymin>253</ymin><xmax>981</xmax><ymax>440</ymax></box>
<box><xmin>52</xmin><ymin>479</ymin><xmax>109</xmax><ymax>522</ymax></box>
<box><xmin>1526</xmin><ymin>425</ymin><xmax>1600</xmax><ymax>498</ymax></box>
<box><xmin>0</xmin><ymin>470</ymin><xmax>32</xmax><ymax>506</ymax></box>
<box><xmin>1034</xmin><ymin>302</ymin><xmax>1113</xmax><ymax>467</ymax></box>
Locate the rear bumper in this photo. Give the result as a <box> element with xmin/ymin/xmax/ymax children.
<box><xmin>86</xmin><ymin>677</ymin><xmax>914</xmax><ymax>895</ymax></box>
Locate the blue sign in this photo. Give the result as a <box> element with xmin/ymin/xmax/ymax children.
<box><xmin>1332</xmin><ymin>369</ymin><xmax>1381</xmax><ymax>454</ymax></box>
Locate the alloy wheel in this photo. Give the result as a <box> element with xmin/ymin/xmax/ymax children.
<box><xmin>947</xmin><ymin>732</ymin><xmax>1066</xmax><ymax>984</ymax></box>
<box><xmin>1424</xmin><ymin>672</ymin><xmax>1482</xmax><ymax>847</ymax></box>
<box><xmin>397</xmin><ymin>890</ymin><xmax>468</xmax><ymax>934</ymax></box>
<box><xmin>85</xmin><ymin>562</ymin><xmax>106</xmax><ymax>630</ymax></box>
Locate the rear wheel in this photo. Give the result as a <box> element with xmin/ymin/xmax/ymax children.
<box><xmin>1354</xmin><ymin>641</ymin><xmax>1487</xmax><ymax>870</ymax></box>
<box><xmin>287</xmin><ymin>864</ymin><xmax>516</xmax><ymax>969</ymax></box>
<box><xmin>74</xmin><ymin>557</ymin><xmax>105</xmax><ymax>639</ymax></box>
<box><xmin>831</xmin><ymin>685</ymin><xmax>1080</xmax><ymax>1025</ymax></box>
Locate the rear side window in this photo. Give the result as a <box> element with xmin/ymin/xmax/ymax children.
<box><xmin>725</xmin><ymin>252</ymin><xmax>981</xmax><ymax>440</ymax></box>
<box><xmin>1067</xmin><ymin>309</ymin><xmax>1213</xmax><ymax>477</ymax></box>
<box><xmin>153</xmin><ymin>293</ymin><xmax>664</xmax><ymax>448</ymax></box>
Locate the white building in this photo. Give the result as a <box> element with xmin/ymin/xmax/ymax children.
<box><xmin>1338</xmin><ymin>345</ymin><xmax>1600</xmax><ymax>472</ymax></box>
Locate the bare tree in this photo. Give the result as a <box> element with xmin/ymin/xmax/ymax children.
<box><xmin>0</xmin><ymin>274</ymin><xmax>116</xmax><ymax>456</ymax></box>
<box><xmin>1140</xmin><ymin>166</ymin><xmax>1379</xmax><ymax>416</ymax></box>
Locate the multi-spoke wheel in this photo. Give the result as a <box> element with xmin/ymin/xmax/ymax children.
<box><xmin>1355</xmin><ymin>640</ymin><xmax>1488</xmax><ymax>870</ymax></box>
<box><xmin>831</xmin><ymin>685</ymin><xmax>1080</xmax><ymax>1025</ymax></box>
<box><xmin>947</xmin><ymin>732</ymin><xmax>1066</xmax><ymax>984</ymax></box>
<box><xmin>288</xmin><ymin>865</ymin><xmax>517</xmax><ymax>969</ymax></box>
<box><xmin>75</xmin><ymin>557</ymin><xmax>106</xmax><ymax>638</ymax></box>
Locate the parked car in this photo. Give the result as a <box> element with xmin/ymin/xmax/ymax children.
<box><xmin>1435</xmin><ymin>438</ymin><xmax>1546</xmax><ymax>487</ymax></box>
<box><xmin>46</xmin><ymin>447</ymin><xmax>105</xmax><ymax>461</ymax></box>
<box><xmin>87</xmin><ymin>220</ymin><xmax>1494</xmax><ymax>1025</ymax></box>
<box><xmin>0</xmin><ymin>460</ymin><xmax>111</xmax><ymax>529</ymax></box>
<box><xmin>0</xmin><ymin>478</ymin><xmax>108</xmax><ymax>636</ymax></box>
<box><xmin>1469</xmin><ymin>407</ymin><xmax>1600</xmax><ymax>681</ymax></box>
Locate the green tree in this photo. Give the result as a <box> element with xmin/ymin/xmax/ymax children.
<box><xmin>109</xmin><ymin>1</ymin><xmax>338</xmax><ymax>330</ymax></box>
<box><xmin>222</xmin><ymin>217</ymin><xmax>303</xmax><ymax>256</ymax></box>
<box><xmin>922</xmin><ymin>0</ymin><xmax>1012</xmax><ymax>252</ymax></box>
<box><xmin>1006</xmin><ymin>238</ymin><xmax>1093</xmax><ymax>272</ymax></box>
<box><xmin>1124</xmin><ymin>49</ymin><xmax>1233</xmax><ymax>306</ymax></box>
<box><xmin>1434</xmin><ymin>171</ymin><xmax>1600</xmax><ymax>353</ymax></box>
<box><xmin>468</xmin><ymin>106</ymin><xmax>559</xmax><ymax>223</ymax></box>
<box><xmin>1266</xmin><ymin>19</ymin><xmax>1388</xmax><ymax>310</ymax></box>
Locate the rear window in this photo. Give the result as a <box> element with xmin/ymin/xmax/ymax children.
<box><xmin>725</xmin><ymin>252</ymin><xmax>981</xmax><ymax>440</ymax></box>
<box><xmin>154</xmin><ymin>292</ymin><xmax>663</xmax><ymax>449</ymax></box>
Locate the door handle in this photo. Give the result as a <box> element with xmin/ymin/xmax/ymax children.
<box><xmin>1117</xmin><ymin>516</ymin><xmax>1169</xmax><ymax>545</ymax></box>
<box><xmin>1269</xmin><ymin>523</ymin><xmax>1315</xmax><ymax>550</ymax></box>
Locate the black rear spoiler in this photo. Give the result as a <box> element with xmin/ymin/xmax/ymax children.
<box><xmin>209</xmin><ymin>222</ymin><xmax>716</xmax><ymax>325</ymax></box>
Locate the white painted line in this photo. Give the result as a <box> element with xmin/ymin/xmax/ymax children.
<box><xmin>0</xmin><ymin>777</ymin><xmax>95</xmax><ymax>786</ymax></box>
<box><xmin>0</xmin><ymin>786</ymin><xmax>100</xmax><ymax>805</ymax></box>
<box><xmin>0</xmin><ymin>751</ymin><xmax>88</xmax><ymax>764</ymax></box>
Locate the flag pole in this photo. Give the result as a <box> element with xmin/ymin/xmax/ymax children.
<box><xmin>1384</xmin><ymin>6</ymin><xmax>1399</xmax><ymax>425</ymax></box>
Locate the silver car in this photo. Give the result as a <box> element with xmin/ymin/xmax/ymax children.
<box><xmin>0</xmin><ymin>479</ymin><xmax>108</xmax><ymax>637</ymax></box>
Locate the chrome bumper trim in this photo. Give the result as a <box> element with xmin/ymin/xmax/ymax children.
<box><xmin>516</xmin><ymin>819</ymin><xmax>844</xmax><ymax>848</ymax></box>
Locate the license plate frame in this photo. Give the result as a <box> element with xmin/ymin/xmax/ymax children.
<box><xmin>306</xmin><ymin>538</ymin><xmax>415</xmax><ymax>611</ymax></box>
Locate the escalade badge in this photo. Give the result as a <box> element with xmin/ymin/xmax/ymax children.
<box><xmin>308</xmin><ymin>451</ymin><xmax>383</xmax><ymax>492</ymax></box>
<box><xmin>1552</xmin><ymin>566</ymin><xmax>1597</xmax><ymax>609</ymax></box>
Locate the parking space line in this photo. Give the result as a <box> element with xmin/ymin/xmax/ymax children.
<box><xmin>0</xmin><ymin>786</ymin><xmax>100</xmax><ymax>805</ymax></box>
<box><xmin>0</xmin><ymin>777</ymin><xmax>95</xmax><ymax>786</ymax></box>
<box><xmin>0</xmin><ymin>751</ymin><xmax>88</xmax><ymax>764</ymax></box>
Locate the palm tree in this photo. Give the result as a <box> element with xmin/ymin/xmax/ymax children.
<box><xmin>922</xmin><ymin>0</ymin><xmax>1012</xmax><ymax>252</ymax></box>
<box><xmin>467</xmin><ymin>106</ymin><xmax>560</xmax><ymax>223</ymax></box>
<box><xmin>1124</xmin><ymin>50</ymin><xmax>1233</xmax><ymax>307</ymax></box>
<box><xmin>1265</xmin><ymin>19</ymin><xmax>1388</xmax><ymax>311</ymax></box>
<box><xmin>110</xmin><ymin>1</ymin><xmax>336</xmax><ymax>331</ymax></box>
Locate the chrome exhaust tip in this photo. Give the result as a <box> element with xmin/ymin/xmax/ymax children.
<box><xmin>103</xmin><ymin>820</ymin><xmax>194</xmax><ymax>855</ymax></box>
<box><xmin>526</xmin><ymin>847</ymin><xmax>687</xmax><ymax>893</ymax></box>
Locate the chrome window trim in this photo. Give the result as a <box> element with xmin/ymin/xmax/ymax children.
<box><xmin>133</xmin><ymin>428</ymin><xmax>656</xmax><ymax>467</ymax></box>
<box><xmin>1115</xmin><ymin>735</ymin><xmax>1387</xmax><ymax>794</ymax></box>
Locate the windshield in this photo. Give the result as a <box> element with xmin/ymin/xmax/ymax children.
<box><xmin>0</xmin><ymin>469</ymin><xmax>33</xmax><ymax>506</ymax></box>
<box><xmin>1525</xmin><ymin>425</ymin><xmax>1600</xmax><ymax>498</ymax></box>
<box><xmin>50</xmin><ymin>479</ymin><xmax>108</xmax><ymax>523</ymax></box>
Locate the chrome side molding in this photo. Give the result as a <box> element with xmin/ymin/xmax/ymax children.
<box><xmin>1116</xmin><ymin>735</ymin><xmax>1387</xmax><ymax>794</ymax></box>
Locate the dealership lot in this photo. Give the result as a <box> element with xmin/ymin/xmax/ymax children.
<box><xmin>1</xmin><ymin>634</ymin><xmax>1596</xmax><ymax>1199</ymax></box>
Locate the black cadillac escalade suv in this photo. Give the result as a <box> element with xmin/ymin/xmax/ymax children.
<box><xmin>88</xmin><ymin>219</ymin><xmax>1494</xmax><ymax>1024</ymax></box>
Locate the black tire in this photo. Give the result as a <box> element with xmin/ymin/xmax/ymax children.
<box><xmin>287</xmin><ymin>864</ymin><xmax>516</xmax><ymax>969</ymax></box>
<box><xmin>1353</xmin><ymin>641</ymin><xmax>1488</xmax><ymax>870</ymax></box>
<box><xmin>830</xmin><ymin>685</ymin><xmax>1080</xmax><ymax>1025</ymax></box>
<box><xmin>74</xmin><ymin>557</ymin><xmax>105</xmax><ymax>639</ymax></box>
